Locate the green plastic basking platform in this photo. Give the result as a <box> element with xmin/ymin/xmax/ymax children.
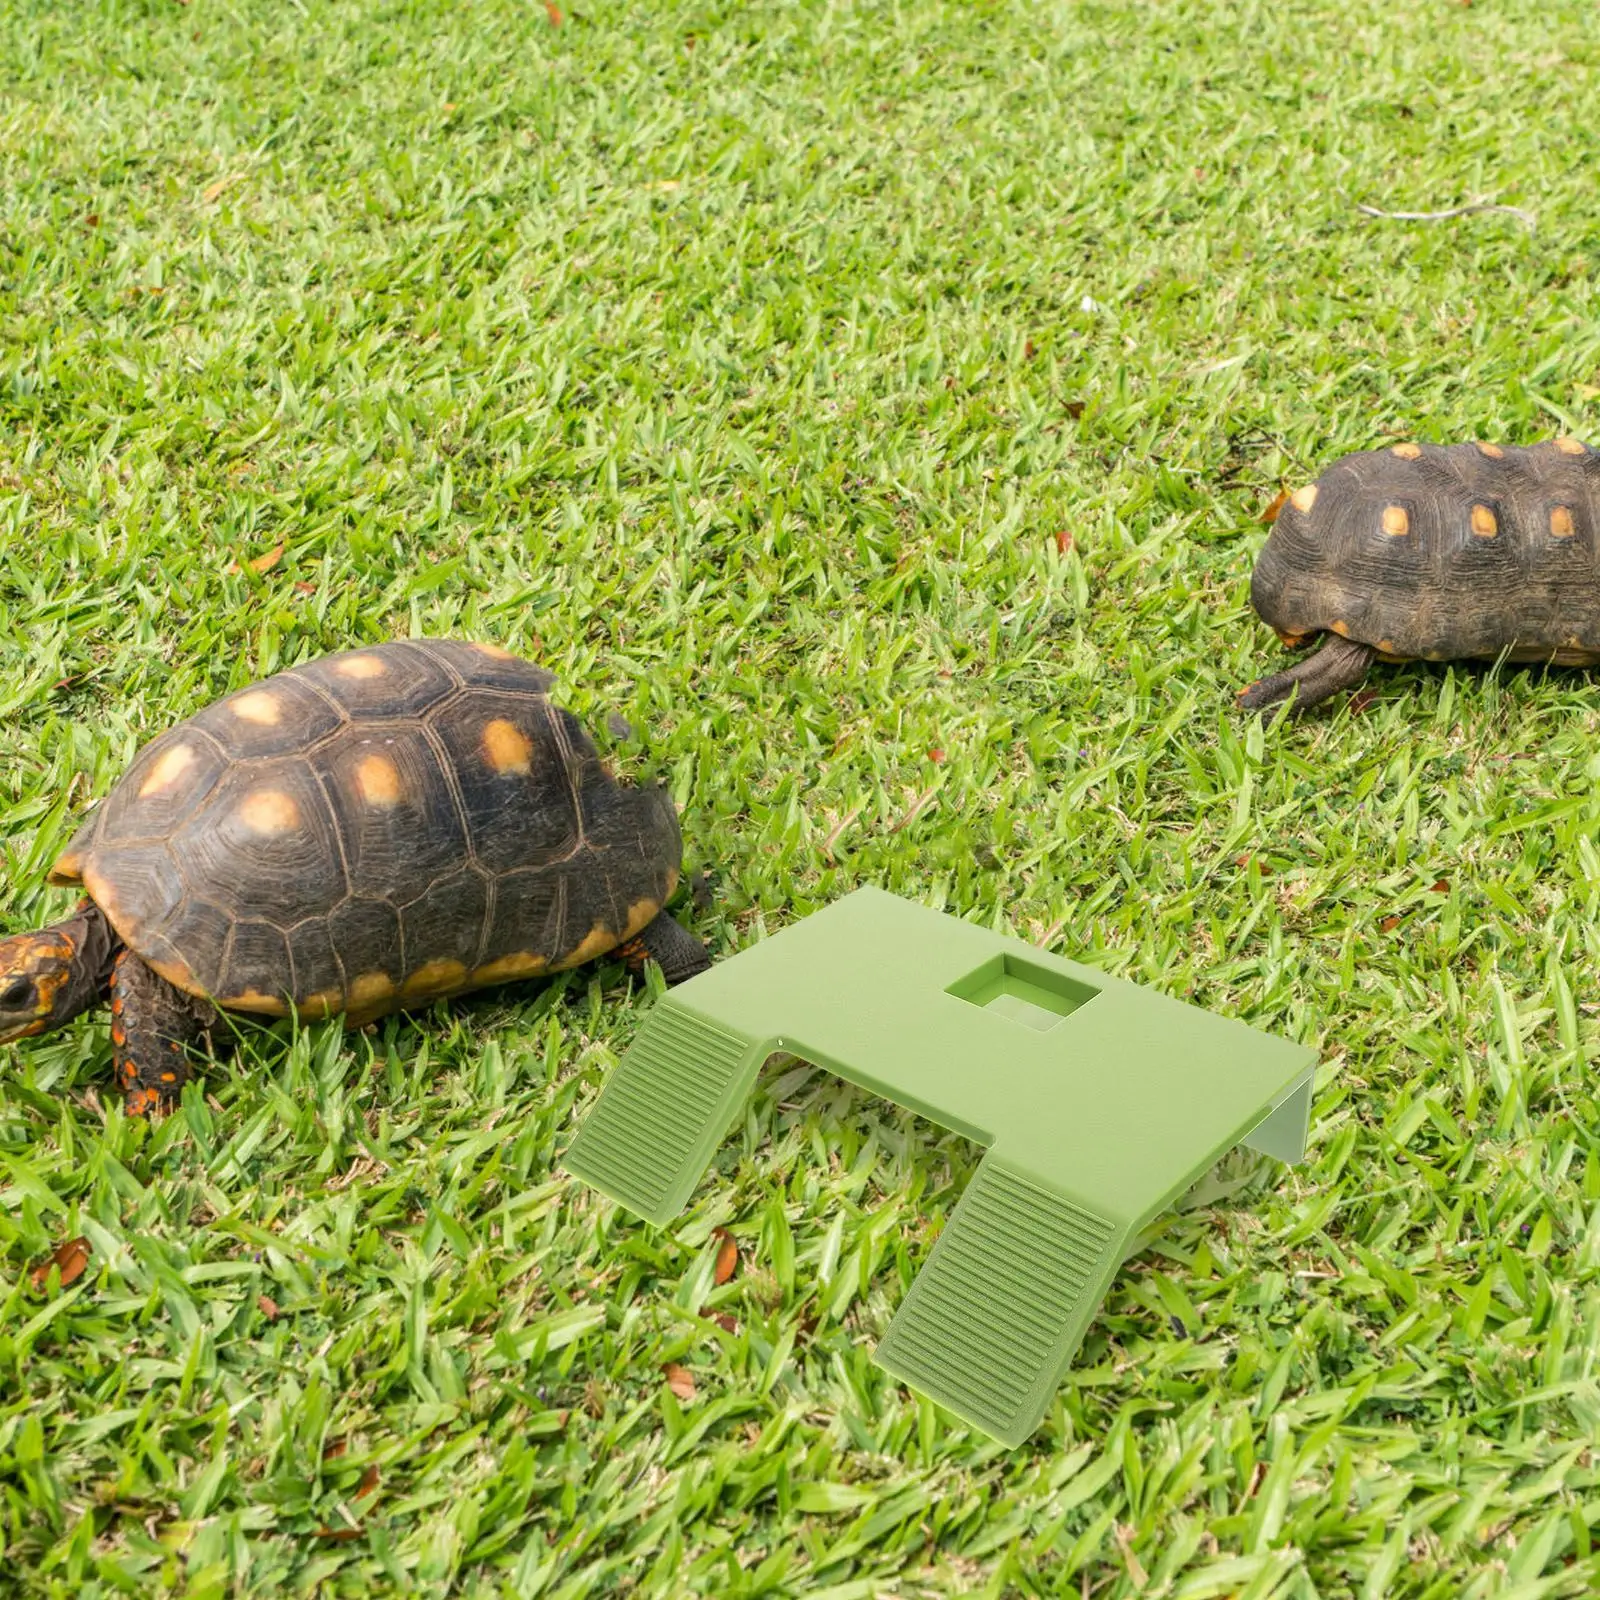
<box><xmin>565</xmin><ymin>887</ymin><xmax>1316</xmax><ymax>1446</ymax></box>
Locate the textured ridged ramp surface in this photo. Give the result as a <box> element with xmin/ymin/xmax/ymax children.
<box><xmin>875</xmin><ymin>1163</ymin><xmax>1121</xmax><ymax>1447</ymax></box>
<box><xmin>564</xmin><ymin>887</ymin><xmax>1317</xmax><ymax>1445</ymax></box>
<box><xmin>564</xmin><ymin>1004</ymin><xmax>760</xmax><ymax>1225</ymax></box>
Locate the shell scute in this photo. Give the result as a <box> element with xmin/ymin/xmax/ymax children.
<box><xmin>296</xmin><ymin>640</ymin><xmax>458</xmax><ymax>718</ymax></box>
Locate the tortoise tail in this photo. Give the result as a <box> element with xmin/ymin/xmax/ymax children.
<box><xmin>1238</xmin><ymin>635</ymin><xmax>1375</xmax><ymax>716</ymax></box>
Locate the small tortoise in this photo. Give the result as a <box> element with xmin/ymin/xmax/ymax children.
<box><xmin>1240</xmin><ymin>436</ymin><xmax>1600</xmax><ymax>714</ymax></box>
<box><xmin>0</xmin><ymin>639</ymin><xmax>710</xmax><ymax>1113</ymax></box>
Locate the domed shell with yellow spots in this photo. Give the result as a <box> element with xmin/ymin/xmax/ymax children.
<box><xmin>47</xmin><ymin>640</ymin><xmax>682</xmax><ymax>1022</ymax></box>
<box><xmin>1251</xmin><ymin>438</ymin><xmax>1600</xmax><ymax>664</ymax></box>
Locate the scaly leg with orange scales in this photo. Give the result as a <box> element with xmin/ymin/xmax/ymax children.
<box><xmin>0</xmin><ymin>899</ymin><xmax>214</xmax><ymax>1116</ymax></box>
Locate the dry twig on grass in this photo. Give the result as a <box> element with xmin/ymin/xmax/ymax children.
<box><xmin>1351</xmin><ymin>194</ymin><xmax>1536</xmax><ymax>230</ymax></box>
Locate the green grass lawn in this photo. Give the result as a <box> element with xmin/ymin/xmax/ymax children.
<box><xmin>4</xmin><ymin>0</ymin><xmax>1600</xmax><ymax>1592</ymax></box>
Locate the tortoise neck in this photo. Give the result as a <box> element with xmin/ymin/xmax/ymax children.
<box><xmin>50</xmin><ymin>900</ymin><xmax>121</xmax><ymax>1025</ymax></box>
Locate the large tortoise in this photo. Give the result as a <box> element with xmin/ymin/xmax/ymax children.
<box><xmin>1239</xmin><ymin>436</ymin><xmax>1600</xmax><ymax>713</ymax></box>
<box><xmin>0</xmin><ymin>638</ymin><xmax>709</xmax><ymax>1113</ymax></box>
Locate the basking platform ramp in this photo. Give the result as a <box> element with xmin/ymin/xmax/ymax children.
<box><xmin>566</xmin><ymin>887</ymin><xmax>1316</xmax><ymax>1446</ymax></box>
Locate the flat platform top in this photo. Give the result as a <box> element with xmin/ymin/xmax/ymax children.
<box><xmin>670</xmin><ymin>887</ymin><xmax>1315</xmax><ymax>1228</ymax></box>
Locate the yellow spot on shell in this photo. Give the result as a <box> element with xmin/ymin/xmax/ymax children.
<box><xmin>1470</xmin><ymin>504</ymin><xmax>1498</xmax><ymax>537</ymax></box>
<box><xmin>218</xmin><ymin>988</ymin><xmax>290</xmax><ymax>1016</ymax></box>
<box><xmin>483</xmin><ymin>719</ymin><xmax>534</xmax><ymax>775</ymax></box>
<box><xmin>474</xmin><ymin>642</ymin><xmax>515</xmax><ymax>659</ymax></box>
<box><xmin>139</xmin><ymin>742</ymin><xmax>196</xmax><ymax>797</ymax></box>
<box><xmin>238</xmin><ymin>790</ymin><xmax>300</xmax><ymax>834</ymax></box>
<box><xmin>1381</xmin><ymin>505</ymin><xmax>1410</xmax><ymax>536</ymax></box>
<box><xmin>1376</xmin><ymin>640</ymin><xmax>1397</xmax><ymax>654</ymax></box>
<box><xmin>470</xmin><ymin>951</ymin><xmax>550</xmax><ymax>985</ymax></box>
<box><xmin>556</xmin><ymin>924</ymin><xmax>617</xmax><ymax>970</ymax></box>
<box><xmin>1391</xmin><ymin>443</ymin><xmax>1422</xmax><ymax>459</ymax></box>
<box><xmin>355</xmin><ymin>755</ymin><xmax>403</xmax><ymax>807</ymax></box>
<box><xmin>230</xmin><ymin>691</ymin><xmax>281</xmax><ymax>725</ymax></box>
<box><xmin>1329</xmin><ymin>621</ymin><xmax>1351</xmax><ymax>637</ymax></box>
<box><xmin>1552</xmin><ymin>506</ymin><xmax>1576</xmax><ymax>537</ymax></box>
<box><xmin>83</xmin><ymin>863</ymin><xmax>119</xmax><ymax>924</ymax></box>
<box><xmin>349</xmin><ymin>972</ymin><xmax>396</xmax><ymax>1008</ymax></box>
<box><xmin>401</xmin><ymin>958</ymin><xmax>468</xmax><ymax>999</ymax></box>
<box><xmin>334</xmin><ymin>654</ymin><xmax>387</xmax><ymax>679</ymax></box>
<box><xmin>1556</xmin><ymin>436</ymin><xmax>1587</xmax><ymax>455</ymax></box>
<box><xmin>1290</xmin><ymin>485</ymin><xmax>1318</xmax><ymax>514</ymax></box>
<box><xmin>46</xmin><ymin>851</ymin><xmax>83</xmax><ymax>886</ymax></box>
<box><xmin>298</xmin><ymin>988</ymin><xmax>344</xmax><ymax>1019</ymax></box>
<box><xmin>145</xmin><ymin>952</ymin><xmax>202</xmax><ymax>997</ymax></box>
<box><xmin>1477</xmin><ymin>442</ymin><xmax>1505</xmax><ymax>459</ymax></box>
<box><xmin>552</xmin><ymin>900</ymin><xmax>662</xmax><ymax>973</ymax></box>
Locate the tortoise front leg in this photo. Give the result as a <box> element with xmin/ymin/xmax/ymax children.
<box><xmin>110</xmin><ymin>952</ymin><xmax>216</xmax><ymax>1116</ymax></box>
<box><xmin>1237</xmin><ymin>634</ymin><xmax>1375</xmax><ymax>716</ymax></box>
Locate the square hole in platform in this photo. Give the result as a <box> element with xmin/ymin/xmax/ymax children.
<box><xmin>946</xmin><ymin>954</ymin><xmax>1099</xmax><ymax>1033</ymax></box>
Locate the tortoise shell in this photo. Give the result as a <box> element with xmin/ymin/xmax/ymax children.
<box><xmin>1251</xmin><ymin>437</ymin><xmax>1600</xmax><ymax>663</ymax></box>
<box><xmin>46</xmin><ymin>639</ymin><xmax>681</xmax><ymax>1021</ymax></box>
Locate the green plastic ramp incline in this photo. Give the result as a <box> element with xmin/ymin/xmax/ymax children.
<box><xmin>565</xmin><ymin>887</ymin><xmax>1317</xmax><ymax>1446</ymax></box>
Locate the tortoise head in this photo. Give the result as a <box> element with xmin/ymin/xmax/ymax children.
<box><xmin>0</xmin><ymin>929</ymin><xmax>77</xmax><ymax>1044</ymax></box>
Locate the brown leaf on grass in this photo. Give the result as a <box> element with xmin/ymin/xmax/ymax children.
<box><xmin>227</xmin><ymin>542</ymin><xmax>284</xmax><ymax>576</ymax></box>
<box><xmin>1260</xmin><ymin>488</ymin><xmax>1290</xmax><ymax>524</ymax></box>
<box><xmin>663</xmin><ymin>1363</ymin><xmax>696</xmax><ymax>1400</ymax></box>
<box><xmin>1379</xmin><ymin>914</ymin><xmax>1402</xmax><ymax>933</ymax></box>
<box><xmin>713</xmin><ymin>1229</ymin><xmax>738</xmax><ymax>1285</ymax></box>
<box><xmin>356</xmin><ymin>1465</ymin><xmax>380</xmax><ymax>1499</ymax></box>
<box><xmin>323</xmin><ymin>1437</ymin><xmax>347</xmax><ymax>1460</ymax></box>
<box><xmin>257</xmin><ymin>1294</ymin><xmax>279</xmax><ymax>1319</ymax></box>
<box><xmin>544</xmin><ymin>0</ymin><xmax>563</xmax><ymax>21</ymax></box>
<box><xmin>1055</xmin><ymin>529</ymin><xmax>1074</xmax><ymax>555</ymax></box>
<box><xmin>889</xmin><ymin>785</ymin><xmax>940</xmax><ymax>834</ymax></box>
<box><xmin>1024</xmin><ymin>339</ymin><xmax>1037</xmax><ymax>360</ymax></box>
<box><xmin>201</xmin><ymin>174</ymin><xmax>241</xmax><ymax>204</ymax></box>
<box><xmin>705</xmin><ymin>1310</ymin><xmax>738</xmax><ymax>1334</ymax></box>
<box><xmin>927</xmin><ymin>747</ymin><xmax>946</xmax><ymax>764</ymax></box>
<box><xmin>1348</xmin><ymin>689</ymin><xmax>1379</xmax><ymax>715</ymax></box>
<box><xmin>314</xmin><ymin>1524</ymin><xmax>364</xmax><ymax>1542</ymax></box>
<box><xmin>819</xmin><ymin>803</ymin><xmax>863</xmax><ymax>863</ymax></box>
<box><xmin>1113</xmin><ymin>1524</ymin><xmax>1149</xmax><ymax>1588</ymax></box>
<box><xmin>31</xmin><ymin>1236</ymin><xmax>90</xmax><ymax>1292</ymax></box>
<box><xmin>294</xmin><ymin>580</ymin><xmax>317</xmax><ymax>595</ymax></box>
<box><xmin>1064</xmin><ymin>400</ymin><xmax>1086</xmax><ymax>419</ymax></box>
<box><xmin>1431</xmin><ymin>879</ymin><xmax>1449</xmax><ymax>893</ymax></box>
